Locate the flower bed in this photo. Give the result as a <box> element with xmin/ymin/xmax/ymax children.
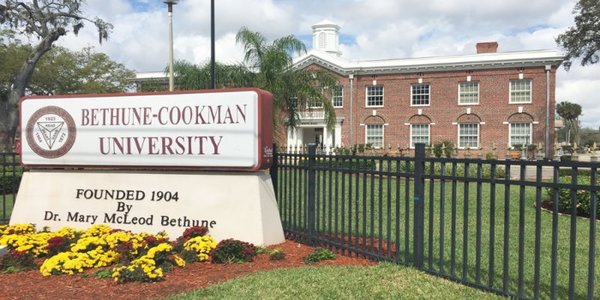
<box><xmin>0</xmin><ymin>240</ymin><xmax>375</xmax><ymax>300</ymax></box>
<box><xmin>0</xmin><ymin>223</ymin><xmax>263</xmax><ymax>282</ymax></box>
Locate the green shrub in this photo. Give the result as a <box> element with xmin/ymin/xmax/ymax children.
<box><xmin>299</xmin><ymin>158</ymin><xmax>375</xmax><ymax>171</ymax></box>
<box><xmin>179</xmin><ymin>249</ymin><xmax>199</xmax><ymax>264</ymax></box>
<box><xmin>94</xmin><ymin>268</ymin><xmax>113</xmax><ymax>279</ymax></box>
<box><xmin>545</xmin><ymin>176</ymin><xmax>600</xmax><ymax>218</ymax></box>
<box><xmin>485</xmin><ymin>152</ymin><xmax>497</xmax><ymax>160</ymax></box>
<box><xmin>255</xmin><ymin>246</ymin><xmax>272</xmax><ymax>255</ymax></box>
<box><xmin>561</xmin><ymin>155</ymin><xmax>572</xmax><ymax>162</ymax></box>
<box><xmin>0</xmin><ymin>174</ymin><xmax>21</xmax><ymax>193</ymax></box>
<box><xmin>303</xmin><ymin>248</ymin><xmax>336</xmax><ymax>264</ymax></box>
<box><xmin>426</xmin><ymin>162</ymin><xmax>506</xmax><ymax>179</ymax></box>
<box><xmin>211</xmin><ymin>239</ymin><xmax>257</xmax><ymax>264</ymax></box>
<box><xmin>112</xmin><ymin>265</ymin><xmax>156</xmax><ymax>283</ymax></box>
<box><xmin>433</xmin><ymin>141</ymin><xmax>455</xmax><ymax>158</ymax></box>
<box><xmin>269</xmin><ymin>249</ymin><xmax>286</xmax><ymax>261</ymax></box>
<box><xmin>558</xmin><ymin>168</ymin><xmax>592</xmax><ymax>177</ymax></box>
<box><xmin>0</xmin><ymin>250</ymin><xmax>36</xmax><ymax>273</ymax></box>
<box><xmin>358</xmin><ymin>144</ymin><xmax>368</xmax><ymax>153</ymax></box>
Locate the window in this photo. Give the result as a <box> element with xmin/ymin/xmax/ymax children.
<box><xmin>366</xmin><ymin>86</ymin><xmax>384</xmax><ymax>107</ymax></box>
<box><xmin>411</xmin><ymin>84</ymin><xmax>430</xmax><ymax>106</ymax></box>
<box><xmin>458</xmin><ymin>123</ymin><xmax>479</xmax><ymax>148</ymax></box>
<box><xmin>410</xmin><ymin>124</ymin><xmax>430</xmax><ymax>147</ymax></box>
<box><xmin>332</xmin><ymin>86</ymin><xmax>343</xmax><ymax>107</ymax></box>
<box><xmin>307</xmin><ymin>97</ymin><xmax>323</xmax><ymax>108</ymax></box>
<box><xmin>510</xmin><ymin>123</ymin><xmax>531</xmax><ymax>146</ymax></box>
<box><xmin>366</xmin><ymin>124</ymin><xmax>384</xmax><ymax>148</ymax></box>
<box><xmin>510</xmin><ymin>79</ymin><xmax>532</xmax><ymax>103</ymax></box>
<box><xmin>459</xmin><ymin>82</ymin><xmax>479</xmax><ymax>105</ymax></box>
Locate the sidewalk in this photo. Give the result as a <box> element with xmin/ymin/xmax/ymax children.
<box><xmin>508</xmin><ymin>154</ymin><xmax>598</xmax><ymax>180</ymax></box>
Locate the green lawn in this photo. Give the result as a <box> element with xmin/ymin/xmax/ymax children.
<box><xmin>276</xmin><ymin>162</ymin><xmax>599</xmax><ymax>299</ymax></box>
<box><xmin>166</xmin><ymin>263</ymin><xmax>506</xmax><ymax>300</ymax></box>
<box><xmin>1</xmin><ymin>158</ymin><xmax>597</xmax><ymax>298</ymax></box>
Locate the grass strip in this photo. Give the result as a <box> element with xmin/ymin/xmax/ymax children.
<box><xmin>166</xmin><ymin>263</ymin><xmax>505</xmax><ymax>300</ymax></box>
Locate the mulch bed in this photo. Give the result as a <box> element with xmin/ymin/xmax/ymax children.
<box><xmin>0</xmin><ymin>240</ymin><xmax>375</xmax><ymax>300</ymax></box>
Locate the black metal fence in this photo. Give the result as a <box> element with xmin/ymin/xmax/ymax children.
<box><xmin>0</xmin><ymin>153</ymin><xmax>22</xmax><ymax>224</ymax></box>
<box><xmin>1</xmin><ymin>148</ymin><xmax>597</xmax><ymax>298</ymax></box>
<box><xmin>270</xmin><ymin>143</ymin><xmax>598</xmax><ymax>300</ymax></box>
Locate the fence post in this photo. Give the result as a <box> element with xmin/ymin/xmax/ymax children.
<box><xmin>269</xmin><ymin>143</ymin><xmax>278</xmax><ymax>199</ymax></box>
<box><xmin>414</xmin><ymin>143</ymin><xmax>425</xmax><ymax>268</ymax></box>
<box><xmin>307</xmin><ymin>143</ymin><xmax>317</xmax><ymax>246</ymax></box>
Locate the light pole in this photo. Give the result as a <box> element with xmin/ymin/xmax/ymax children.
<box><xmin>210</xmin><ymin>0</ymin><xmax>215</xmax><ymax>89</ymax></box>
<box><xmin>164</xmin><ymin>0</ymin><xmax>178</xmax><ymax>92</ymax></box>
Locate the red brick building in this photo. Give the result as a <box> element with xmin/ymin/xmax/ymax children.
<box><xmin>288</xmin><ymin>21</ymin><xmax>564</xmax><ymax>158</ymax></box>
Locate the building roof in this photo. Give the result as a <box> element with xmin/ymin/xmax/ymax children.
<box><xmin>134</xmin><ymin>71</ymin><xmax>168</xmax><ymax>81</ymax></box>
<box><xmin>293</xmin><ymin>48</ymin><xmax>564</xmax><ymax>75</ymax></box>
<box><xmin>311</xmin><ymin>20</ymin><xmax>340</xmax><ymax>30</ymax></box>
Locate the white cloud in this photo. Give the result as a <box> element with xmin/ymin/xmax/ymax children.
<box><xmin>557</xmin><ymin>63</ymin><xmax>600</xmax><ymax>128</ymax></box>
<box><xmin>41</xmin><ymin>0</ymin><xmax>600</xmax><ymax>128</ymax></box>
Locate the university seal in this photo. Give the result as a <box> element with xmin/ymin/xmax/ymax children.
<box><xmin>25</xmin><ymin>106</ymin><xmax>76</xmax><ymax>159</ymax></box>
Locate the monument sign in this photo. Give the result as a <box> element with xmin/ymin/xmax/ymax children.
<box><xmin>11</xmin><ymin>89</ymin><xmax>284</xmax><ymax>245</ymax></box>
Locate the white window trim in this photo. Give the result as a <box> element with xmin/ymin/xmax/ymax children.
<box><xmin>457</xmin><ymin>123</ymin><xmax>480</xmax><ymax>149</ymax></box>
<box><xmin>508</xmin><ymin>122</ymin><xmax>532</xmax><ymax>147</ymax></box>
<box><xmin>333</xmin><ymin>86</ymin><xmax>343</xmax><ymax>108</ymax></box>
<box><xmin>365</xmin><ymin>86</ymin><xmax>384</xmax><ymax>108</ymax></box>
<box><xmin>458</xmin><ymin>81</ymin><xmax>480</xmax><ymax>106</ymax></box>
<box><xmin>409</xmin><ymin>123</ymin><xmax>430</xmax><ymax>149</ymax></box>
<box><xmin>410</xmin><ymin>83</ymin><xmax>431</xmax><ymax>107</ymax></box>
<box><xmin>307</xmin><ymin>98</ymin><xmax>323</xmax><ymax>109</ymax></box>
<box><xmin>365</xmin><ymin>124</ymin><xmax>384</xmax><ymax>148</ymax></box>
<box><xmin>509</xmin><ymin>79</ymin><xmax>533</xmax><ymax>104</ymax></box>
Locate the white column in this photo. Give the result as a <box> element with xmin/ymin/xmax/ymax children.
<box><xmin>335</xmin><ymin>123</ymin><xmax>342</xmax><ymax>147</ymax></box>
<box><xmin>323</xmin><ymin>127</ymin><xmax>331</xmax><ymax>150</ymax></box>
<box><xmin>296</xmin><ymin>128</ymin><xmax>303</xmax><ymax>147</ymax></box>
<box><xmin>286</xmin><ymin>127</ymin><xmax>293</xmax><ymax>150</ymax></box>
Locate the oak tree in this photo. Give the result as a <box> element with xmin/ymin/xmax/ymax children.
<box><xmin>556</xmin><ymin>0</ymin><xmax>600</xmax><ymax>70</ymax></box>
<box><xmin>0</xmin><ymin>0</ymin><xmax>112</xmax><ymax>150</ymax></box>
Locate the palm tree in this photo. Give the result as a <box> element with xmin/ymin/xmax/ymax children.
<box><xmin>235</xmin><ymin>27</ymin><xmax>338</xmax><ymax>135</ymax></box>
<box><xmin>168</xmin><ymin>27</ymin><xmax>338</xmax><ymax>143</ymax></box>
<box><xmin>556</xmin><ymin>101</ymin><xmax>582</xmax><ymax>144</ymax></box>
<box><xmin>173</xmin><ymin>60</ymin><xmax>254</xmax><ymax>90</ymax></box>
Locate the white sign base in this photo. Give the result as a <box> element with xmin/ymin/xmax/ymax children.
<box><xmin>10</xmin><ymin>170</ymin><xmax>284</xmax><ymax>246</ymax></box>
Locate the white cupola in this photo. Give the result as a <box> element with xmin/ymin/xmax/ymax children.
<box><xmin>311</xmin><ymin>20</ymin><xmax>342</xmax><ymax>57</ymax></box>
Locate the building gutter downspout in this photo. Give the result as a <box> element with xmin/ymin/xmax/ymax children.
<box><xmin>349</xmin><ymin>74</ymin><xmax>354</xmax><ymax>146</ymax></box>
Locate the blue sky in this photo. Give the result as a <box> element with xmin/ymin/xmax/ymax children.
<box><xmin>55</xmin><ymin>0</ymin><xmax>600</xmax><ymax>129</ymax></box>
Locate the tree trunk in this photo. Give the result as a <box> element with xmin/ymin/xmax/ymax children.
<box><xmin>0</xmin><ymin>95</ymin><xmax>18</xmax><ymax>151</ymax></box>
<box><xmin>0</xmin><ymin>31</ymin><xmax>62</xmax><ymax>150</ymax></box>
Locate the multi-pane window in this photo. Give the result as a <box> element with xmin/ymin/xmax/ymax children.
<box><xmin>510</xmin><ymin>122</ymin><xmax>531</xmax><ymax>147</ymax></box>
<box><xmin>332</xmin><ymin>86</ymin><xmax>343</xmax><ymax>107</ymax></box>
<box><xmin>458</xmin><ymin>123</ymin><xmax>479</xmax><ymax>148</ymax></box>
<box><xmin>366</xmin><ymin>86</ymin><xmax>384</xmax><ymax>107</ymax></box>
<box><xmin>366</xmin><ymin>124</ymin><xmax>384</xmax><ymax>148</ymax></box>
<box><xmin>410</xmin><ymin>124</ymin><xmax>430</xmax><ymax>147</ymax></box>
<box><xmin>411</xmin><ymin>84</ymin><xmax>430</xmax><ymax>106</ymax></box>
<box><xmin>307</xmin><ymin>97</ymin><xmax>323</xmax><ymax>108</ymax></box>
<box><xmin>459</xmin><ymin>82</ymin><xmax>479</xmax><ymax>104</ymax></box>
<box><xmin>510</xmin><ymin>79</ymin><xmax>532</xmax><ymax>103</ymax></box>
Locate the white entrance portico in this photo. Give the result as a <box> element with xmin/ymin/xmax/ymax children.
<box><xmin>286</xmin><ymin>110</ymin><xmax>343</xmax><ymax>152</ymax></box>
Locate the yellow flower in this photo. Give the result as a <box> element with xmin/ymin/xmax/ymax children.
<box><xmin>183</xmin><ymin>235</ymin><xmax>217</xmax><ymax>262</ymax></box>
<box><xmin>173</xmin><ymin>255</ymin><xmax>186</xmax><ymax>267</ymax></box>
<box><xmin>40</xmin><ymin>252</ymin><xmax>90</xmax><ymax>276</ymax></box>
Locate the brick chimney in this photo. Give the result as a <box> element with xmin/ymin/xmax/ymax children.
<box><xmin>476</xmin><ymin>42</ymin><xmax>498</xmax><ymax>54</ymax></box>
